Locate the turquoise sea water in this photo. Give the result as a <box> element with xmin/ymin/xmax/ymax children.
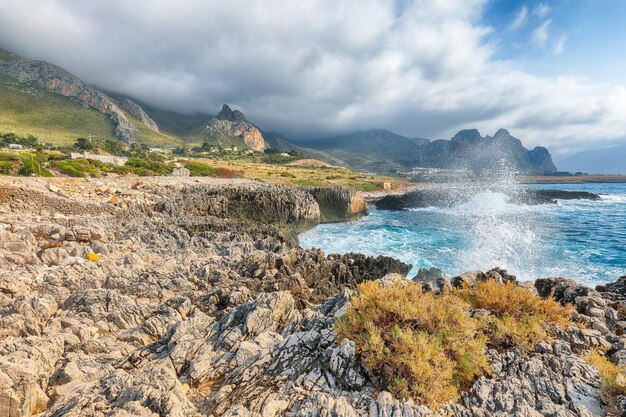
<box><xmin>300</xmin><ymin>183</ymin><xmax>626</xmax><ymax>286</ymax></box>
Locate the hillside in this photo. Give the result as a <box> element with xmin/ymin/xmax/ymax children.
<box><xmin>0</xmin><ymin>49</ymin><xmax>176</xmax><ymax>146</ymax></box>
<box><xmin>0</xmin><ymin>74</ymin><xmax>116</xmax><ymax>145</ymax></box>
<box><xmin>557</xmin><ymin>143</ymin><xmax>626</xmax><ymax>174</ymax></box>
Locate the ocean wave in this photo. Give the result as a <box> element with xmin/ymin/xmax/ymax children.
<box><xmin>600</xmin><ymin>194</ymin><xmax>626</xmax><ymax>202</ymax></box>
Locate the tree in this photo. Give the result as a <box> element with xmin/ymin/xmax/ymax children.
<box><xmin>75</xmin><ymin>137</ymin><xmax>93</xmax><ymax>151</ymax></box>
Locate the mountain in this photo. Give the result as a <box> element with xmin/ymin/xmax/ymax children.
<box><xmin>295</xmin><ymin>128</ymin><xmax>557</xmax><ymax>175</ymax></box>
<box><xmin>204</xmin><ymin>104</ymin><xmax>267</xmax><ymax>151</ymax></box>
<box><xmin>0</xmin><ymin>49</ymin><xmax>172</xmax><ymax>144</ymax></box>
<box><xmin>0</xmin><ymin>48</ymin><xmax>558</xmax><ymax>171</ymax></box>
<box><xmin>557</xmin><ymin>143</ymin><xmax>626</xmax><ymax>174</ymax></box>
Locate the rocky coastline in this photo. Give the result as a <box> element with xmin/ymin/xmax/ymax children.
<box><xmin>0</xmin><ymin>177</ymin><xmax>624</xmax><ymax>417</ymax></box>
<box><xmin>374</xmin><ymin>187</ymin><xmax>601</xmax><ymax>211</ymax></box>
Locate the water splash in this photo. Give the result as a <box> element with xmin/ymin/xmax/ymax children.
<box><xmin>300</xmin><ymin>183</ymin><xmax>626</xmax><ymax>285</ymax></box>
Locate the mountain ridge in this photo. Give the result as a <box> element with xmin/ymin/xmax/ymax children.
<box><xmin>1</xmin><ymin>47</ymin><xmax>557</xmax><ymax>174</ymax></box>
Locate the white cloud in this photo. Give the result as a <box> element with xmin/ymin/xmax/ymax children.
<box><xmin>553</xmin><ymin>35</ymin><xmax>566</xmax><ymax>55</ymax></box>
<box><xmin>532</xmin><ymin>19</ymin><xmax>552</xmax><ymax>47</ymax></box>
<box><xmin>509</xmin><ymin>6</ymin><xmax>529</xmax><ymax>31</ymax></box>
<box><xmin>0</xmin><ymin>0</ymin><xmax>624</xmax><ymax>155</ymax></box>
<box><xmin>532</xmin><ymin>2</ymin><xmax>552</xmax><ymax>18</ymax></box>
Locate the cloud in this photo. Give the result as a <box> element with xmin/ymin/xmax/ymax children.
<box><xmin>532</xmin><ymin>19</ymin><xmax>552</xmax><ymax>47</ymax></box>
<box><xmin>532</xmin><ymin>2</ymin><xmax>552</xmax><ymax>18</ymax></box>
<box><xmin>509</xmin><ymin>6</ymin><xmax>529</xmax><ymax>31</ymax></box>
<box><xmin>0</xmin><ymin>0</ymin><xmax>624</xmax><ymax>155</ymax></box>
<box><xmin>553</xmin><ymin>35</ymin><xmax>566</xmax><ymax>55</ymax></box>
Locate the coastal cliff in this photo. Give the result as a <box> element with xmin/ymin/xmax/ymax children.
<box><xmin>0</xmin><ymin>177</ymin><xmax>623</xmax><ymax>417</ymax></box>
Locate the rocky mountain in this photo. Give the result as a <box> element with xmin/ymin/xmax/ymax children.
<box><xmin>121</xmin><ymin>99</ymin><xmax>159</xmax><ymax>132</ymax></box>
<box><xmin>296</xmin><ymin>128</ymin><xmax>557</xmax><ymax>175</ymax></box>
<box><xmin>204</xmin><ymin>104</ymin><xmax>267</xmax><ymax>151</ymax></box>
<box><xmin>557</xmin><ymin>143</ymin><xmax>626</xmax><ymax>174</ymax></box>
<box><xmin>0</xmin><ymin>49</ymin><xmax>160</xmax><ymax>143</ymax></box>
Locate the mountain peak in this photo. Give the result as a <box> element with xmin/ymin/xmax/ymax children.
<box><xmin>452</xmin><ymin>129</ymin><xmax>482</xmax><ymax>144</ymax></box>
<box><xmin>216</xmin><ymin>104</ymin><xmax>248</xmax><ymax>123</ymax></box>
<box><xmin>494</xmin><ymin>128</ymin><xmax>511</xmax><ymax>138</ymax></box>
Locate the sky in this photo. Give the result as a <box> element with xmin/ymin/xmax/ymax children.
<box><xmin>0</xmin><ymin>0</ymin><xmax>625</xmax><ymax>155</ymax></box>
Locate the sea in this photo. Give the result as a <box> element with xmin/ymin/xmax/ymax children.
<box><xmin>300</xmin><ymin>183</ymin><xmax>626</xmax><ymax>287</ymax></box>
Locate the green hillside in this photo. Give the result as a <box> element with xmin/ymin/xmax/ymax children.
<box><xmin>0</xmin><ymin>74</ymin><xmax>117</xmax><ymax>145</ymax></box>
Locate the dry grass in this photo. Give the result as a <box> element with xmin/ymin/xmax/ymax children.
<box><xmin>456</xmin><ymin>281</ymin><xmax>572</xmax><ymax>351</ymax></box>
<box><xmin>194</xmin><ymin>157</ymin><xmax>408</xmax><ymax>191</ymax></box>
<box><xmin>337</xmin><ymin>279</ymin><xmax>574</xmax><ymax>408</ymax></box>
<box><xmin>585</xmin><ymin>349</ymin><xmax>626</xmax><ymax>409</ymax></box>
<box><xmin>335</xmin><ymin>280</ymin><xmax>490</xmax><ymax>408</ymax></box>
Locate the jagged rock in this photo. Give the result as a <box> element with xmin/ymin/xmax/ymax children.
<box><xmin>0</xmin><ymin>178</ymin><xmax>622</xmax><ymax>417</ymax></box>
<box><xmin>205</xmin><ymin>104</ymin><xmax>267</xmax><ymax>151</ymax></box>
<box><xmin>121</xmin><ymin>99</ymin><xmax>159</xmax><ymax>131</ymax></box>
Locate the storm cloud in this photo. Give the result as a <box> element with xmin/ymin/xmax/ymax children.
<box><xmin>0</xmin><ymin>0</ymin><xmax>625</xmax><ymax>154</ymax></box>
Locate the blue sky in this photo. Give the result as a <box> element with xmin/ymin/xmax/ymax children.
<box><xmin>482</xmin><ymin>0</ymin><xmax>626</xmax><ymax>85</ymax></box>
<box><xmin>0</xmin><ymin>0</ymin><xmax>625</xmax><ymax>155</ymax></box>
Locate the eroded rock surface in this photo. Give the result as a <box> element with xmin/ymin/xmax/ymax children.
<box><xmin>0</xmin><ymin>177</ymin><xmax>621</xmax><ymax>417</ymax></box>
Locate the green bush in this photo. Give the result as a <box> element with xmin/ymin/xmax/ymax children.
<box><xmin>51</xmin><ymin>159</ymin><xmax>101</xmax><ymax>178</ymax></box>
<box><xmin>184</xmin><ymin>161</ymin><xmax>216</xmax><ymax>177</ymax></box>
<box><xmin>124</xmin><ymin>157</ymin><xmax>174</xmax><ymax>175</ymax></box>
<box><xmin>18</xmin><ymin>152</ymin><xmax>53</xmax><ymax>177</ymax></box>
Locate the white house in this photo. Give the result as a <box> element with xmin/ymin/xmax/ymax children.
<box><xmin>8</xmin><ymin>143</ymin><xmax>23</xmax><ymax>149</ymax></box>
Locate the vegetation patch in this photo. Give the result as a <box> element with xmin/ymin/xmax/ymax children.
<box><xmin>117</xmin><ymin>157</ymin><xmax>175</xmax><ymax>176</ymax></box>
<box><xmin>585</xmin><ymin>348</ymin><xmax>626</xmax><ymax>410</ymax></box>
<box><xmin>336</xmin><ymin>280</ymin><xmax>490</xmax><ymax>408</ymax></box>
<box><xmin>184</xmin><ymin>161</ymin><xmax>216</xmax><ymax>177</ymax></box>
<box><xmin>456</xmin><ymin>281</ymin><xmax>572</xmax><ymax>351</ymax></box>
<box><xmin>51</xmin><ymin>158</ymin><xmax>105</xmax><ymax>178</ymax></box>
<box><xmin>337</xmin><ymin>279</ymin><xmax>574</xmax><ymax>408</ymax></box>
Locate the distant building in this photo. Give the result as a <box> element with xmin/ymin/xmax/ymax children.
<box><xmin>232</xmin><ymin>146</ymin><xmax>238</xmax><ymax>152</ymax></box>
<box><xmin>210</xmin><ymin>147</ymin><xmax>219</xmax><ymax>153</ymax></box>
<box><xmin>148</xmin><ymin>147</ymin><xmax>167</xmax><ymax>154</ymax></box>
<box><xmin>70</xmin><ymin>152</ymin><xmax>128</xmax><ymax>166</ymax></box>
<box><xmin>8</xmin><ymin>143</ymin><xmax>23</xmax><ymax>149</ymax></box>
<box><xmin>243</xmin><ymin>150</ymin><xmax>254</xmax><ymax>155</ymax></box>
<box><xmin>280</xmin><ymin>152</ymin><xmax>290</xmax><ymax>157</ymax></box>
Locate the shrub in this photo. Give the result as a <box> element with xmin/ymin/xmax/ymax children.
<box><xmin>18</xmin><ymin>152</ymin><xmax>53</xmax><ymax>177</ymax></box>
<box><xmin>184</xmin><ymin>161</ymin><xmax>216</xmax><ymax>177</ymax></box>
<box><xmin>123</xmin><ymin>157</ymin><xmax>175</xmax><ymax>176</ymax></box>
<box><xmin>335</xmin><ymin>280</ymin><xmax>490</xmax><ymax>408</ymax></box>
<box><xmin>216</xmin><ymin>167</ymin><xmax>241</xmax><ymax>178</ymax></box>
<box><xmin>280</xmin><ymin>171</ymin><xmax>296</xmax><ymax>178</ymax></box>
<box><xmin>455</xmin><ymin>281</ymin><xmax>572</xmax><ymax>351</ymax></box>
<box><xmin>585</xmin><ymin>349</ymin><xmax>626</xmax><ymax>408</ymax></box>
<box><xmin>51</xmin><ymin>159</ymin><xmax>100</xmax><ymax>178</ymax></box>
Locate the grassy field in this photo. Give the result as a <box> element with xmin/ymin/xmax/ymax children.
<box><xmin>193</xmin><ymin>156</ymin><xmax>408</xmax><ymax>191</ymax></box>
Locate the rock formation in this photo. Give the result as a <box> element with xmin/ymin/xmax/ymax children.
<box><xmin>0</xmin><ymin>177</ymin><xmax>622</xmax><ymax>416</ymax></box>
<box><xmin>121</xmin><ymin>99</ymin><xmax>159</xmax><ymax>132</ymax></box>
<box><xmin>205</xmin><ymin>105</ymin><xmax>267</xmax><ymax>151</ymax></box>
<box><xmin>375</xmin><ymin>187</ymin><xmax>600</xmax><ymax>211</ymax></box>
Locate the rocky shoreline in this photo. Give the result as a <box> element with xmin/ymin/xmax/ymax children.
<box><xmin>0</xmin><ymin>177</ymin><xmax>624</xmax><ymax>417</ymax></box>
